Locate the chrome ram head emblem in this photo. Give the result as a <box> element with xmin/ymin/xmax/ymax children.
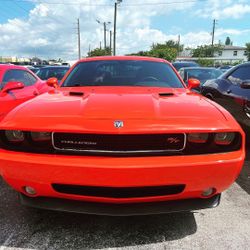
<box><xmin>114</xmin><ymin>120</ymin><xmax>124</xmax><ymax>128</ymax></box>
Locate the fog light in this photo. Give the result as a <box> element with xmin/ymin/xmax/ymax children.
<box><xmin>24</xmin><ymin>186</ymin><xmax>37</xmax><ymax>195</ymax></box>
<box><xmin>202</xmin><ymin>188</ymin><xmax>215</xmax><ymax>197</ymax></box>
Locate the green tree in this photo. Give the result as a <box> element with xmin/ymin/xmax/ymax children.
<box><xmin>192</xmin><ymin>44</ymin><xmax>222</xmax><ymax>57</ymax></box>
<box><xmin>246</xmin><ymin>43</ymin><xmax>250</xmax><ymax>61</ymax></box>
<box><xmin>225</xmin><ymin>37</ymin><xmax>231</xmax><ymax>45</ymax></box>
<box><xmin>151</xmin><ymin>40</ymin><xmax>183</xmax><ymax>51</ymax></box>
<box><xmin>127</xmin><ymin>40</ymin><xmax>181</xmax><ymax>62</ymax></box>
<box><xmin>197</xmin><ymin>58</ymin><xmax>215</xmax><ymax>67</ymax></box>
<box><xmin>128</xmin><ymin>51</ymin><xmax>150</xmax><ymax>56</ymax></box>
<box><xmin>87</xmin><ymin>47</ymin><xmax>111</xmax><ymax>57</ymax></box>
<box><xmin>149</xmin><ymin>47</ymin><xmax>177</xmax><ymax>61</ymax></box>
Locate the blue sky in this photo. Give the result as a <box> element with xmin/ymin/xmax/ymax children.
<box><xmin>0</xmin><ymin>0</ymin><xmax>250</xmax><ymax>60</ymax></box>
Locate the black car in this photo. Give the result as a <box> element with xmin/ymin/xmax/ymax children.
<box><xmin>172</xmin><ymin>61</ymin><xmax>199</xmax><ymax>71</ymax></box>
<box><xmin>178</xmin><ymin>67</ymin><xmax>223</xmax><ymax>86</ymax></box>
<box><xmin>36</xmin><ymin>66</ymin><xmax>70</xmax><ymax>81</ymax></box>
<box><xmin>201</xmin><ymin>62</ymin><xmax>250</xmax><ymax>132</ymax></box>
<box><xmin>218</xmin><ymin>65</ymin><xmax>233</xmax><ymax>73</ymax></box>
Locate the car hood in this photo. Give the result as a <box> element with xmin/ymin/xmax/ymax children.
<box><xmin>1</xmin><ymin>87</ymin><xmax>238</xmax><ymax>132</ymax></box>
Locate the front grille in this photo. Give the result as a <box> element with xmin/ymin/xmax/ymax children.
<box><xmin>52</xmin><ymin>133</ymin><xmax>186</xmax><ymax>153</ymax></box>
<box><xmin>52</xmin><ymin>184</ymin><xmax>185</xmax><ymax>198</ymax></box>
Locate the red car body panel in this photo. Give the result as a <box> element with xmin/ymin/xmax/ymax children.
<box><xmin>0</xmin><ymin>64</ymin><xmax>49</xmax><ymax>120</ymax></box>
<box><xmin>0</xmin><ymin>57</ymin><xmax>245</xmax><ymax>215</ymax></box>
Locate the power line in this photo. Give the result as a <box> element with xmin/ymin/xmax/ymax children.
<box><xmin>0</xmin><ymin>0</ymin><xmax>209</xmax><ymax>6</ymax></box>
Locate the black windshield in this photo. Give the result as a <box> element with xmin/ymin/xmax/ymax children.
<box><xmin>62</xmin><ymin>60</ymin><xmax>184</xmax><ymax>88</ymax></box>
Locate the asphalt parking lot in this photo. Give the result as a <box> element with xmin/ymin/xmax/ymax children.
<box><xmin>0</xmin><ymin>148</ymin><xmax>249</xmax><ymax>250</ymax></box>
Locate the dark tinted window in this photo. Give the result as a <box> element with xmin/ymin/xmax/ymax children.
<box><xmin>37</xmin><ymin>67</ymin><xmax>69</xmax><ymax>80</ymax></box>
<box><xmin>1</xmin><ymin>69</ymin><xmax>37</xmax><ymax>88</ymax></box>
<box><xmin>63</xmin><ymin>60</ymin><xmax>183</xmax><ymax>88</ymax></box>
<box><xmin>172</xmin><ymin>62</ymin><xmax>199</xmax><ymax>71</ymax></box>
<box><xmin>186</xmin><ymin>68</ymin><xmax>222</xmax><ymax>80</ymax></box>
<box><xmin>228</xmin><ymin>66</ymin><xmax>250</xmax><ymax>85</ymax></box>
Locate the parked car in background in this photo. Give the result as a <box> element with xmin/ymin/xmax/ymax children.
<box><xmin>172</xmin><ymin>61</ymin><xmax>199</xmax><ymax>71</ymax></box>
<box><xmin>36</xmin><ymin>66</ymin><xmax>69</xmax><ymax>81</ymax></box>
<box><xmin>0</xmin><ymin>64</ymin><xmax>49</xmax><ymax>121</ymax></box>
<box><xmin>24</xmin><ymin>66</ymin><xmax>40</xmax><ymax>74</ymax></box>
<box><xmin>0</xmin><ymin>56</ymin><xmax>245</xmax><ymax>216</ymax></box>
<box><xmin>178</xmin><ymin>67</ymin><xmax>223</xmax><ymax>91</ymax></box>
<box><xmin>201</xmin><ymin>62</ymin><xmax>250</xmax><ymax>133</ymax></box>
<box><xmin>218</xmin><ymin>65</ymin><xmax>233</xmax><ymax>73</ymax></box>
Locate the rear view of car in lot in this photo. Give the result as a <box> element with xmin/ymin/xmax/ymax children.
<box><xmin>178</xmin><ymin>67</ymin><xmax>223</xmax><ymax>91</ymax></box>
<box><xmin>0</xmin><ymin>64</ymin><xmax>50</xmax><ymax>121</ymax></box>
<box><xmin>172</xmin><ymin>61</ymin><xmax>199</xmax><ymax>71</ymax></box>
<box><xmin>218</xmin><ymin>65</ymin><xmax>233</xmax><ymax>73</ymax></box>
<box><xmin>0</xmin><ymin>56</ymin><xmax>245</xmax><ymax>216</ymax></box>
<box><xmin>201</xmin><ymin>62</ymin><xmax>250</xmax><ymax>135</ymax></box>
<box><xmin>36</xmin><ymin>66</ymin><xmax>69</xmax><ymax>81</ymax></box>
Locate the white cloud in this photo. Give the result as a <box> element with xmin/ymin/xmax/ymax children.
<box><xmin>0</xmin><ymin>0</ymin><xmax>198</xmax><ymax>59</ymax></box>
<box><xmin>196</xmin><ymin>1</ymin><xmax>250</xmax><ymax>19</ymax></box>
<box><xmin>0</xmin><ymin>0</ymin><xmax>248</xmax><ymax>60</ymax></box>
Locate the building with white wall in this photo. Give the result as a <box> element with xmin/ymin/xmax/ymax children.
<box><xmin>177</xmin><ymin>45</ymin><xmax>248</xmax><ymax>64</ymax></box>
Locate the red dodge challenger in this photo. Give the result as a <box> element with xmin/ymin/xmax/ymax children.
<box><xmin>0</xmin><ymin>64</ymin><xmax>49</xmax><ymax>121</ymax></box>
<box><xmin>0</xmin><ymin>56</ymin><xmax>245</xmax><ymax>215</ymax></box>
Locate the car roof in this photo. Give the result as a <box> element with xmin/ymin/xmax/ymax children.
<box><xmin>38</xmin><ymin>66</ymin><xmax>70</xmax><ymax>69</ymax></box>
<box><xmin>0</xmin><ymin>64</ymin><xmax>30</xmax><ymax>70</ymax></box>
<box><xmin>182</xmin><ymin>67</ymin><xmax>218</xmax><ymax>70</ymax></box>
<box><xmin>173</xmin><ymin>61</ymin><xmax>198</xmax><ymax>64</ymax></box>
<box><xmin>78</xmin><ymin>56</ymin><xmax>169</xmax><ymax>64</ymax></box>
<box><xmin>239</xmin><ymin>62</ymin><xmax>250</xmax><ymax>66</ymax></box>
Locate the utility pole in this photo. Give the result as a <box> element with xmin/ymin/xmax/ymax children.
<box><xmin>96</xmin><ymin>20</ymin><xmax>111</xmax><ymax>49</ymax></box>
<box><xmin>211</xmin><ymin>19</ymin><xmax>217</xmax><ymax>57</ymax></box>
<box><xmin>177</xmin><ymin>34</ymin><xmax>181</xmax><ymax>57</ymax></box>
<box><xmin>110</xmin><ymin>30</ymin><xmax>112</xmax><ymax>55</ymax></box>
<box><xmin>113</xmin><ymin>0</ymin><xmax>122</xmax><ymax>56</ymax></box>
<box><xmin>77</xmin><ymin>18</ymin><xmax>81</xmax><ymax>60</ymax></box>
<box><xmin>104</xmin><ymin>22</ymin><xmax>107</xmax><ymax>49</ymax></box>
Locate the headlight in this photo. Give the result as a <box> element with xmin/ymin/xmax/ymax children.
<box><xmin>214</xmin><ymin>132</ymin><xmax>235</xmax><ymax>145</ymax></box>
<box><xmin>30</xmin><ymin>132</ymin><xmax>51</xmax><ymax>142</ymax></box>
<box><xmin>187</xmin><ymin>133</ymin><xmax>209</xmax><ymax>143</ymax></box>
<box><xmin>5</xmin><ymin>130</ymin><xmax>24</xmax><ymax>143</ymax></box>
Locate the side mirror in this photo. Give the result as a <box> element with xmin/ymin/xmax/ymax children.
<box><xmin>47</xmin><ymin>77</ymin><xmax>59</xmax><ymax>88</ymax></box>
<box><xmin>2</xmin><ymin>81</ymin><xmax>25</xmax><ymax>93</ymax></box>
<box><xmin>240</xmin><ymin>80</ymin><xmax>250</xmax><ymax>89</ymax></box>
<box><xmin>187</xmin><ymin>78</ymin><xmax>200</xmax><ymax>90</ymax></box>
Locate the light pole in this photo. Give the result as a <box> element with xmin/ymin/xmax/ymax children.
<box><xmin>96</xmin><ymin>20</ymin><xmax>111</xmax><ymax>49</ymax></box>
<box><xmin>113</xmin><ymin>0</ymin><xmax>122</xmax><ymax>56</ymax></box>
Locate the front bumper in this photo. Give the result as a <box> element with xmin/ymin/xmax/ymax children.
<box><xmin>0</xmin><ymin>148</ymin><xmax>244</xmax><ymax>205</ymax></box>
<box><xmin>20</xmin><ymin>193</ymin><xmax>221</xmax><ymax>216</ymax></box>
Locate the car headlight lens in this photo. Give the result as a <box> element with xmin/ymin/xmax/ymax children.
<box><xmin>187</xmin><ymin>133</ymin><xmax>209</xmax><ymax>143</ymax></box>
<box><xmin>214</xmin><ymin>132</ymin><xmax>235</xmax><ymax>145</ymax></box>
<box><xmin>30</xmin><ymin>132</ymin><xmax>51</xmax><ymax>142</ymax></box>
<box><xmin>5</xmin><ymin>130</ymin><xmax>24</xmax><ymax>142</ymax></box>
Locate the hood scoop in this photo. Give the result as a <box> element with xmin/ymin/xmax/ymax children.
<box><xmin>158</xmin><ymin>92</ymin><xmax>174</xmax><ymax>97</ymax></box>
<box><xmin>69</xmin><ymin>91</ymin><xmax>84</xmax><ymax>96</ymax></box>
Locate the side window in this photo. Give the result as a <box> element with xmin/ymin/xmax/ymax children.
<box><xmin>1</xmin><ymin>69</ymin><xmax>37</xmax><ymax>88</ymax></box>
<box><xmin>179</xmin><ymin>69</ymin><xmax>184</xmax><ymax>79</ymax></box>
<box><xmin>227</xmin><ymin>66</ymin><xmax>250</xmax><ymax>85</ymax></box>
<box><xmin>25</xmin><ymin>72</ymin><xmax>37</xmax><ymax>86</ymax></box>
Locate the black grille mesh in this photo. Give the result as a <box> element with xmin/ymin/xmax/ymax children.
<box><xmin>52</xmin><ymin>184</ymin><xmax>186</xmax><ymax>198</ymax></box>
<box><xmin>52</xmin><ymin>133</ymin><xmax>185</xmax><ymax>152</ymax></box>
